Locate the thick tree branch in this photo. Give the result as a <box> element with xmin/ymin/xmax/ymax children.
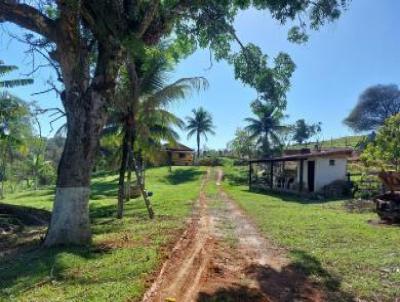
<box><xmin>0</xmin><ymin>1</ymin><xmax>56</xmax><ymax>41</ymax></box>
<box><xmin>137</xmin><ymin>0</ymin><xmax>160</xmax><ymax>37</ymax></box>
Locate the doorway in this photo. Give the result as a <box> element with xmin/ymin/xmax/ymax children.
<box><xmin>307</xmin><ymin>161</ymin><xmax>315</xmax><ymax>192</ymax></box>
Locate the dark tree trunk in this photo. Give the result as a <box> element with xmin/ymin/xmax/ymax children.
<box><xmin>196</xmin><ymin>131</ymin><xmax>200</xmax><ymax>159</ymax></box>
<box><xmin>44</xmin><ymin>39</ymin><xmax>120</xmax><ymax>245</ymax></box>
<box><xmin>44</xmin><ymin>91</ymin><xmax>109</xmax><ymax>246</ymax></box>
<box><xmin>117</xmin><ymin>129</ymin><xmax>130</xmax><ymax>219</ymax></box>
<box><xmin>126</xmin><ymin>159</ymin><xmax>132</xmax><ymax>202</ymax></box>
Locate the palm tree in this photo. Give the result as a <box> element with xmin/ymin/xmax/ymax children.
<box><xmin>245</xmin><ymin>100</ymin><xmax>286</xmax><ymax>156</ymax></box>
<box><xmin>0</xmin><ymin>61</ymin><xmax>33</xmax><ymax>198</ymax></box>
<box><xmin>186</xmin><ymin>107</ymin><xmax>215</xmax><ymax>159</ymax></box>
<box><xmin>104</xmin><ymin>53</ymin><xmax>207</xmax><ymax>218</ymax></box>
<box><xmin>0</xmin><ymin>60</ymin><xmax>33</xmax><ymax>88</ymax></box>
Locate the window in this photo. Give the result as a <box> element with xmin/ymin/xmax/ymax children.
<box><xmin>329</xmin><ymin>159</ymin><xmax>335</xmax><ymax>166</ymax></box>
<box><xmin>179</xmin><ymin>153</ymin><xmax>186</xmax><ymax>159</ymax></box>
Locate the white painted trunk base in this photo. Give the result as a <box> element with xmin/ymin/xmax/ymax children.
<box><xmin>44</xmin><ymin>187</ymin><xmax>91</xmax><ymax>246</ymax></box>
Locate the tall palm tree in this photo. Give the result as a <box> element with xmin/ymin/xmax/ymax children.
<box><xmin>186</xmin><ymin>107</ymin><xmax>216</xmax><ymax>158</ymax></box>
<box><xmin>245</xmin><ymin>100</ymin><xmax>286</xmax><ymax>156</ymax></box>
<box><xmin>104</xmin><ymin>53</ymin><xmax>207</xmax><ymax>218</ymax></box>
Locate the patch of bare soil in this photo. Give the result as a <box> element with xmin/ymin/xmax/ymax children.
<box><xmin>142</xmin><ymin>168</ymin><xmax>326</xmax><ymax>302</ymax></box>
<box><xmin>0</xmin><ymin>203</ymin><xmax>50</xmax><ymax>258</ymax></box>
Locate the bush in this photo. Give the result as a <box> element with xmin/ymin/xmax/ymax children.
<box><xmin>38</xmin><ymin>162</ymin><xmax>56</xmax><ymax>186</ymax></box>
<box><xmin>198</xmin><ymin>156</ymin><xmax>223</xmax><ymax>166</ymax></box>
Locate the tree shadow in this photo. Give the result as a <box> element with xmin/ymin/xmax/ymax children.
<box><xmin>0</xmin><ymin>244</ymin><xmax>112</xmax><ymax>299</ymax></box>
<box><xmin>245</xmin><ymin>188</ymin><xmax>345</xmax><ymax>205</ymax></box>
<box><xmin>197</xmin><ymin>250</ymin><xmax>355</xmax><ymax>302</ymax></box>
<box><xmin>163</xmin><ymin>168</ymin><xmax>204</xmax><ymax>185</ymax></box>
<box><xmin>11</xmin><ymin>189</ymin><xmax>55</xmax><ymax>199</ymax></box>
<box><xmin>90</xmin><ymin>177</ymin><xmax>118</xmax><ymax>198</ymax></box>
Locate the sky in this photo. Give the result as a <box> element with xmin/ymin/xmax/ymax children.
<box><xmin>1</xmin><ymin>0</ymin><xmax>399</xmax><ymax>150</ymax></box>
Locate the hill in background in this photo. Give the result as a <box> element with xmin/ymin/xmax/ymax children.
<box><xmin>290</xmin><ymin>135</ymin><xmax>365</xmax><ymax>150</ymax></box>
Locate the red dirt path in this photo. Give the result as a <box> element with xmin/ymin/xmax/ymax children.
<box><xmin>142</xmin><ymin>168</ymin><xmax>326</xmax><ymax>302</ymax></box>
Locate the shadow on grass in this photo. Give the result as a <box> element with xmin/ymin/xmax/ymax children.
<box><xmin>197</xmin><ymin>250</ymin><xmax>354</xmax><ymax>302</ymax></box>
<box><xmin>0</xmin><ymin>202</ymin><xmax>125</xmax><ymax>297</ymax></box>
<box><xmin>11</xmin><ymin>189</ymin><xmax>55</xmax><ymax>200</ymax></box>
<box><xmin>0</xmin><ymin>244</ymin><xmax>112</xmax><ymax>299</ymax></box>
<box><xmin>163</xmin><ymin>168</ymin><xmax>204</xmax><ymax>185</ymax></box>
<box><xmin>244</xmin><ymin>187</ymin><xmax>346</xmax><ymax>205</ymax></box>
<box><xmin>90</xmin><ymin>177</ymin><xmax>118</xmax><ymax>198</ymax></box>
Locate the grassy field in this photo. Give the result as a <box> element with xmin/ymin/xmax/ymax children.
<box><xmin>222</xmin><ymin>167</ymin><xmax>400</xmax><ymax>301</ymax></box>
<box><xmin>0</xmin><ymin>166</ymin><xmax>205</xmax><ymax>302</ymax></box>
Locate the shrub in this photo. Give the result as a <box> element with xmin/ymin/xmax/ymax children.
<box><xmin>198</xmin><ymin>156</ymin><xmax>223</xmax><ymax>166</ymax></box>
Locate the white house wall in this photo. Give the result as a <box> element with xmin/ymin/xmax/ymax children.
<box><xmin>315</xmin><ymin>158</ymin><xmax>347</xmax><ymax>191</ymax></box>
<box><xmin>296</xmin><ymin>157</ymin><xmax>348</xmax><ymax>192</ymax></box>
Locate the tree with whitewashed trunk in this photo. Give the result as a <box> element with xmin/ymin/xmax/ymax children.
<box><xmin>0</xmin><ymin>0</ymin><xmax>349</xmax><ymax>246</ymax></box>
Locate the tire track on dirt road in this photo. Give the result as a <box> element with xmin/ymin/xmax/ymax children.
<box><xmin>142</xmin><ymin>168</ymin><xmax>326</xmax><ymax>302</ymax></box>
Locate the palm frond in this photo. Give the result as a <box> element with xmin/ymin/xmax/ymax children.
<box><xmin>0</xmin><ymin>79</ymin><xmax>33</xmax><ymax>88</ymax></box>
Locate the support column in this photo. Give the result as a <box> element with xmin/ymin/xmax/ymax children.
<box><xmin>299</xmin><ymin>160</ymin><xmax>304</xmax><ymax>193</ymax></box>
<box><xmin>270</xmin><ymin>161</ymin><xmax>274</xmax><ymax>189</ymax></box>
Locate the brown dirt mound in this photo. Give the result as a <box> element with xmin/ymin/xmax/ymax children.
<box><xmin>0</xmin><ymin>203</ymin><xmax>50</xmax><ymax>255</ymax></box>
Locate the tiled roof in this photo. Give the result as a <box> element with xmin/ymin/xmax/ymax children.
<box><xmin>163</xmin><ymin>143</ymin><xmax>194</xmax><ymax>152</ymax></box>
<box><xmin>249</xmin><ymin>148</ymin><xmax>354</xmax><ymax>163</ymax></box>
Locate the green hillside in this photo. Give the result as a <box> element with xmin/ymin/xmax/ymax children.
<box><xmin>291</xmin><ymin>135</ymin><xmax>365</xmax><ymax>149</ymax></box>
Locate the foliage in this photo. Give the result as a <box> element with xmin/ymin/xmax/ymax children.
<box><xmin>186</xmin><ymin>107</ymin><xmax>216</xmax><ymax>157</ymax></box>
<box><xmin>227</xmin><ymin>128</ymin><xmax>255</xmax><ymax>159</ymax></box>
<box><xmin>361</xmin><ymin>113</ymin><xmax>400</xmax><ymax>171</ymax></box>
<box><xmin>245</xmin><ymin>100</ymin><xmax>286</xmax><ymax>156</ymax></box>
<box><xmin>198</xmin><ymin>156</ymin><xmax>223</xmax><ymax>167</ymax></box>
<box><xmin>0</xmin><ymin>63</ymin><xmax>34</xmax><ymax>196</ymax></box>
<box><xmin>292</xmin><ymin>119</ymin><xmax>322</xmax><ymax>145</ymax></box>
<box><xmin>344</xmin><ymin>84</ymin><xmax>400</xmax><ymax>132</ymax></box>
<box><xmin>0</xmin><ymin>60</ymin><xmax>33</xmax><ymax>88</ymax></box>
<box><xmin>222</xmin><ymin>160</ymin><xmax>248</xmax><ymax>185</ymax></box>
<box><xmin>103</xmin><ymin>47</ymin><xmax>208</xmax><ymax>165</ymax></box>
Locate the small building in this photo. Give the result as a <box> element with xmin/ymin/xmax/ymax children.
<box><xmin>162</xmin><ymin>143</ymin><xmax>194</xmax><ymax>166</ymax></box>
<box><xmin>249</xmin><ymin>148</ymin><xmax>354</xmax><ymax>194</ymax></box>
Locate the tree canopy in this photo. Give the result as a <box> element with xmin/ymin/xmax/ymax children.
<box><xmin>227</xmin><ymin>128</ymin><xmax>255</xmax><ymax>159</ymax></box>
<box><xmin>292</xmin><ymin>119</ymin><xmax>321</xmax><ymax>145</ymax></box>
<box><xmin>361</xmin><ymin>113</ymin><xmax>400</xmax><ymax>172</ymax></box>
<box><xmin>344</xmin><ymin>84</ymin><xmax>400</xmax><ymax>132</ymax></box>
<box><xmin>245</xmin><ymin>100</ymin><xmax>286</xmax><ymax>156</ymax></box>
<box><xmin>186</xmin><ymin>107</ymin><xmax>215</xmax><ymax>158</ymax></box>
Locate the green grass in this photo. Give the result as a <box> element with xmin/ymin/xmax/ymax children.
<box><xmin>0</xmin><ymin>166</ymin><xmax>205</xmax><ymax>302</ymax></box>
<box><xmin>223</xmin><ymin>168</ymin><xmax>400</xmax><ymax>301</ymax></box>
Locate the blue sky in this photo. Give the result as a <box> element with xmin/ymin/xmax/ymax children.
<box><xmin>1</xmin><ymin>0</ymin><xmax>399</xmax><ymax>150</ymax></box>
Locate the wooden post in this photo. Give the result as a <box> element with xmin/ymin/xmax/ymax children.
<box><xmin>270</xmin><ymin>161</ymin><xmax>274</xmax><ymax>189</ymax></box>
<box><xmin>299</xmin><ymin>160</ymin><xmax>304</xmax><ymax>192</ymax></box>
<box><xmin>249</xmin><ymin>161</ymin><xmax>252</xmax><ymax>190</ymax></box>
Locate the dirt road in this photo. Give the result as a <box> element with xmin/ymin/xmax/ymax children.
<box><xmin>142</xmin><ymin>168</ymin><xmax>325</xmax><ymax>302</ymax></box>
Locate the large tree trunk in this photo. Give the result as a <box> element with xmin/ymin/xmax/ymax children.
<box><xmin>44</xmin><ymin>89</ymin><xmax>110</xmax><ymax>246</ymax></box>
